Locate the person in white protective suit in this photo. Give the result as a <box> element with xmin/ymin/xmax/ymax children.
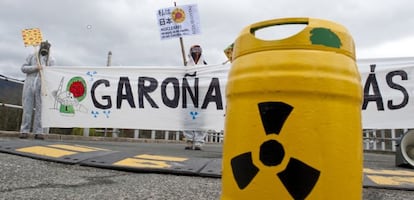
<box><xmin>19</xmin><ymin>40</ymin><xmax>55</xmax><ymax>139</ymax></box>
<box><xmin>183</xmin><ymin>45</ymin><xmax>208</xmax><ymax>150</ymax></box>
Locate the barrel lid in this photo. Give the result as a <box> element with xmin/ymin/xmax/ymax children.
<box><xmin>232</xmin><ymin>17</ymin><xmax>355</xmax><ymax>60</ymax></box>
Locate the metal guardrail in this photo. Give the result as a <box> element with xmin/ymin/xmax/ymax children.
<box><xmin>0</xmin><ymin>103</ymin><xmax>23</xmax><ymax>109</ymax></box>
<box><xmin>1</xmin><ymin>101</ymin><xmax>406</xmax><ymax>147</ymax></box>
<box><xmin>0</xmin><ymin>74</ymin><xmax>24</xmax><ymax>84</ymax></box>
<box><xmin>1</xmin><ymin>103</ymin><xmax>407</xmax><ymax>147</ymax></box>
<box><xmin>363</xmin><ymin>129</ymin><xmax>407</xmax><ymax>152</ymax></box>
<box><xmin>0</xmin><ymin>100</ymin><xmax>225</xmax><ymax>143</ymax></box>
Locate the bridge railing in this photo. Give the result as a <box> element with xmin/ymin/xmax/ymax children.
<box><xmin>3</xmin><ymin>101</ymin><xmax>410</xmax><ymax>148</ymax></box>
<box><xmin>0</xmin><ymin>101</ymin><xmax>225</xmax><ymax>143</ymax></box>
<box><xmin>363</xmin><ymin>129</ymin><xmax>408</xmax><ymax>152</ymax></box>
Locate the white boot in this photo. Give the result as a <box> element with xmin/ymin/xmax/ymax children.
<box><xmin>185</xmin><ymin>141</ymin><xmax>193</xmax><ymax>150</ymax></box>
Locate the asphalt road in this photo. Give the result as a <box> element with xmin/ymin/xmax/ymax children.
<box><xmin>0</xmin><ymin>152</ymin><xmax>221</xmax><ymax>200</ymax></box>
<box><xmin>1</xmin><ymin>136</ymin><xmax>414</xmax><ymax>199</ymax></box>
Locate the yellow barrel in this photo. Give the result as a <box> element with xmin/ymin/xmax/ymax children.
<box><xmin>222</xmin><ymin>18</ymin><xmax>362</xmax><ymax>200</ymax></box>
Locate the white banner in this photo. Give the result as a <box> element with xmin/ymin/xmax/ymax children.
<box><xmin>42</xmin><ymin>57</ymin><xmax>414</xmax><ymax>130</ymax></box>
<box><xmin>42</xmin><ymin>64</ymin><xmax>229</xmax><ymax>131</ymax></box>
<box><xmin>359</xmin><ymin>57</ymin><xmax>414</xmax><ymax>129</ymax></box>
<box><xmin>157</xmin><ymin>4</ymin><xmax>201</xmax><ymax>40</ymax></box>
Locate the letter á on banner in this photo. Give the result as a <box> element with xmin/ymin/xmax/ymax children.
<box><xmin>362</xmin><ymin>64</ymin><xmax>384</xmax><ymax>111</ymax></box>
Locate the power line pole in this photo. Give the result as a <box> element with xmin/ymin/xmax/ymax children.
<box><xmin>107</xmin><ymin>51</ymin><xmax>112</xmax><ymax>66</ymax></box>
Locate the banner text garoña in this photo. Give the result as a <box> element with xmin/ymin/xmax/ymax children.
<box><xmin>90</xmin><ymin>76</ymin><xmax>224</xmax><ymax>110</ymax></box>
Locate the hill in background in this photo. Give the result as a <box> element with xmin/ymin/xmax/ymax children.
<box><xmin>0</xmin><ymin>79</ymin><xmax>23</xmax><ymax>131</ymax></box>
<box><xmin>0</xmin><ymin>79</ymin><xmax>23</xmax><ymax>105</ymax></box>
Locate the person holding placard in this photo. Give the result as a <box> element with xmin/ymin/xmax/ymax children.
<box><xmin>19</xmin><ymin>40</ymin><xmax>55</xmax><ymax>139</ymax></box>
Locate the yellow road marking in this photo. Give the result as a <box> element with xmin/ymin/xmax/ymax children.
<box><xmin>71</xmin><ymin>145</ymin><xmax>109</xmax><ymax>151</ymax></box>
<box><xmin>48</xmin><ymin>144</ymin><xmax>98</xmax><ymax>152</ymax></box>
<box><xmin>16</xmin><ymin>146</ymin><xmax>77</xmax><ymax>158</ymax></box>
<box><xmin>364</xmin><ymin>168</ymin><xmax>414</xmax><ymax>176</ymax></box>
<box><xmin>48</xmin><ymin>144</ymin><xmax>96</xmax><ymax>152</ymax></box>
<box><xmin>114</xmin><ymin>158</ymin><xmax>170</xmax><ymax>168</ymax></box>
<box><xmin>367</xmin><ymin>175</ymin><xmax>414</xmax><ymax>186</ymax></box>
<box><xmin>134</xmin><ymin>154</ymin><xmax>188</xmax><ymax>162</ymax></box>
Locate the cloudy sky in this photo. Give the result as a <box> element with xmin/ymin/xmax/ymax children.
<box><xmin>1</xmin><ymin>0</ymin><xmax>414</xmax><ymax>80</ymax></box>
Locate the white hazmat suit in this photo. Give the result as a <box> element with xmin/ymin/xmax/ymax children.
<box><xmin>183</xmin><ymin>45</ymin><xmax>208</xmax><ymax>150</ymax></box>
<box><xmin>20</xmin><ymin>47</ymin><xmax>55</xmax><ymax>135</ymax></box>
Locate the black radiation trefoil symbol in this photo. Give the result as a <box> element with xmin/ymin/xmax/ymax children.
<box><xmin>230</xmin><ymin>101</ymin><xmax>321</xmax><ymax>200</ymax></box>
